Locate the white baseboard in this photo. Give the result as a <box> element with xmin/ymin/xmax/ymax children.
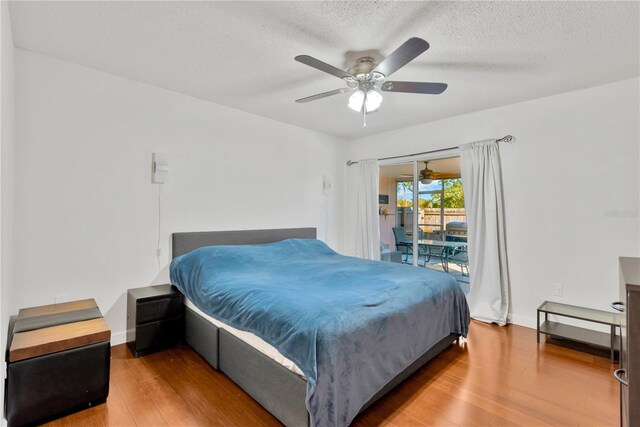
<box><xmin>508</xmin><ymin>313</ymin><xmax>537</xmax><ymax>330</ymax></box>
<box><xmin>110</xmin><ymin>330</ymin><xmax>126</xmax><ymax>346</ymax></box>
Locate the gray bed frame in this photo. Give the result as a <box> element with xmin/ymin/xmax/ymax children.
<box><xmin>171</xmin><ymin>227</ymin><xmax>459</xmax><ymax>427</ymax></box>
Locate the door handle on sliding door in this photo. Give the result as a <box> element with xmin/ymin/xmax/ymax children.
<box><xmin>614</xmin><ymin>369</ymin><xmax>628</xmax><ymax>386</ymax></box>
<box><xmin>611</xmin><ymin>302</ymin><xmax>625</xmax><ymax>312</ymax></box>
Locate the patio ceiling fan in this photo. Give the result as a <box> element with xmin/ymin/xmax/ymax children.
<box><xmin>294</xmin><ymin>37</ymin><xmax>448</xmax><ymax>127</ymax></box>
<box><xmin>401</xmin><ymin>161</ymin><xmax>460</xmax><ymax>184</ymax></box>
<box><xmin>419</xmin><ymin>161</ymin><xmax>459</xmax><ymax>184</ymax></box>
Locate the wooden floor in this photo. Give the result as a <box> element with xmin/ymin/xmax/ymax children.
<box><xmin>45</xmin><ymin>321</ymin><xmax>619</xmax><ymax>426</ymax></box>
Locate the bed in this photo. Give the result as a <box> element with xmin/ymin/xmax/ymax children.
<box><xmin>170</xmin><ymin>228</ymin><xmax>469</xmax><ymax>427</ymax></box>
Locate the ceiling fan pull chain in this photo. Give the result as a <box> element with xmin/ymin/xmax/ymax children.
<box><xmin>362</xmin><ymin>91</ymin><xmax>367</xmax><ymax>128</ymax></box>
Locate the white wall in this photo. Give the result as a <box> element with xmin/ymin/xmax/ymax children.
<box><xmin>345</xmin><ymin>78</ymin><xmax>640</xmax><ymax>328</ymax></box>
<box><xmin>13</xmin><ymin>49</ymin><xmax>345</xmax><ymax>344</ymax></box>
<box><xmin>0</xmin><ymin>0</ymin><xmax>13</xmax><ymax>423</ymax></box>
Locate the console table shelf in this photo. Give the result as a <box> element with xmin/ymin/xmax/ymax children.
<box><xmin>537</xmin><ymin>301</ymin><xmax>622</xmax><ymax>362</ymax></box>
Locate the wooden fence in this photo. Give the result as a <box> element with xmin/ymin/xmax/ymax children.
<box><xmin>418</xmin><ymin>208</ymin><xmax>466</xmax><ymax>232</ymax></box>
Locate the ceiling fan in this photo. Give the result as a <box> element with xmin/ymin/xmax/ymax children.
<box><xmin>420</xmin><ymin>161</ymin><xmax>459</xmax><ymax>183</ymax></box>
<box><xmin>401</xmin><ymin>161</ymin><xmax>460</xmax><ymax>184</ymax></box>
<box><xmin>294</xmin><ymin>37</ymin><xmax>448</xmax><ymax>127</ymax></box>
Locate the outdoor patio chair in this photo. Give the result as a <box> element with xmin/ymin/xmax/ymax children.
<box><xmin>394</xmin><ymin>227</ymin><xmax>436</xmax><ymax>265</ymax></box>
<box><xmin>446</xmin><ymin>246</ymin><xmax>469</xmax><ymax>276</ymax></box>
<box><xmin>392</xmin><ymin>226</ymin><xmax>413</xmax><ymax>263</ymax></box>
<box><xmin>422</xmin><ymin>232</ymin><xmax>446</xmax><ymax>263</ymax></box>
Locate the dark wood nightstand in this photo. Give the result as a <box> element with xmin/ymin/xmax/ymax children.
<box><xmin>127</xmin><ymin>284</ymin><xmax>183</xmax><ymax>357</ymax></box>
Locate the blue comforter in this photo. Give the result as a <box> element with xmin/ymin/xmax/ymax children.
<box><xmin>170</xmin><ymin>239</ymin><xmax>469</xmax><ymax>427</ymax></box>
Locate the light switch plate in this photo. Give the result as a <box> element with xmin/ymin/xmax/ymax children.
<box><xmin>552</xmin><ymin>283</ymin><xmax>564</xmax><ymax>297</ymax></box>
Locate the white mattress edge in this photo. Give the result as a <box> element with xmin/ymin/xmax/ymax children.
<box><xmin>184</xmin><ymin>298</ymin><xmax>306</xmax><ymax>378</ymax></box>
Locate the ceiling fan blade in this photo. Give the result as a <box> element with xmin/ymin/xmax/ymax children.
<box><xmin>295</xmin><ymin>88</ymin><xmax>354</xmax><ymax>103</ymax></box>
<box><xmin>374</xmin><ymin>37</ymin><xmax>430</xmax><ymax>77</ymax></box>
<box><xmin>381</xmin><ymin>81</ymin><xmax>447</xmax><ymax>94</ymax></box>
<box><xmin>429</xmin><ymin>173</ymin><xmax>460</xmax><ymax>179</ymax></box>
<box><xmin>295</xmin><ymin>55</ymin><xmax>354</xmax><ymax>80</ymax></box>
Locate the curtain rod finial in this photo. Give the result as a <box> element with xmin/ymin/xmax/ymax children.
<box><xmin>502</xmin><ymin>135</ymin><xmax>515</xmax><ymax>143</ymax></box>
<box><xmin>346</xmin><ymin>160</ymin><xmax>355</xmax><ymax>166</ymax></box>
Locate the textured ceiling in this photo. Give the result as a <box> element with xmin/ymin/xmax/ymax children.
<box><xmin>9</xmin><ymin>1</ymin><xmax>640</xmax><ymax>139</ymax></box>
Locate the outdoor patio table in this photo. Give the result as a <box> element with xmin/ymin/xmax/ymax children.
<box><xmin>401</xmin><ymin>239</ymin><xmax>467</xmax><ymax>271</ymax></box>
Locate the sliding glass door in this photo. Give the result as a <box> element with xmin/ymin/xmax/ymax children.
<box><xmin>378</xmin><ymin>157</ymin><xmax>467</xmax><ymax>272</ymax></box>
<box><xmin>378</xmin><ymin>162</ymin><xmax>416</xmax><ymax>265</ymax></box>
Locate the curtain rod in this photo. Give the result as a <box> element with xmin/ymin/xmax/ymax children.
<box><xmin>345</xmin><ymin>135</ymin><xmax>515</xmax><ymax>166</ymax></box>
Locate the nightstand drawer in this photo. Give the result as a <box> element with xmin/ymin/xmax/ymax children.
<box><xmin>135</xmin><ymin>317</ymin><xmax>183</xmax><ymax>351</ymax></box>
<box><xmin>127</xmin><ymin>285</ymin><xmax>184</xmax><ymax>357</ymax></box>
<box><xmin>137</xmin><ymin>296</ymin><xmax>182</xmax><ymax>324</ymax></box>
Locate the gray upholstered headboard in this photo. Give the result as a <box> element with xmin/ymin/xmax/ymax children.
<box><xmin>171</xmin><ymin>227</ymin><xmax>317</xmax><ymax>258</ymax></box>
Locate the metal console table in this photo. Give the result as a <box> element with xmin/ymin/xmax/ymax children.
<box><xmin>537</xmin><ymin>301</ymin><xmax>622</xmax><ymax>362</ymax></box>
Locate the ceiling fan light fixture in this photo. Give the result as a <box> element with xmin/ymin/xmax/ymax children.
<box><xmin>348</xmin><ymin>90</ymin><xmax>365</xmax><ymax>112</ymax></box>
<box><xmin>420</xmin><ymin>162</ymin><xmax>433</xmax><ymax>184</ymax></box>
<box><xmin>364</xmin><ymin>89</ymin><xmax>382</xmax><ymax>113</ymax></box>
<box><xmin>348</xmin><ymin>89</ymin><xmax>383</xmax><ymax>113</ymax></box>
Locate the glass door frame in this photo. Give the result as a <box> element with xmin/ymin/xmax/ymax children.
<box><xmin>381</xmin><ymin>149</ymin><xmax>461</xmax><ymax>267</ymax></box>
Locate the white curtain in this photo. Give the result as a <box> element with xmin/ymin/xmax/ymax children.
<box><xmin>354</xmin><ymin>159</ymin><xmax>380</xmax><ymax>260</ymax></box>
<box><xmin>460</xmin><ymin>140</ymin><xmax>510</xmax><ymax>325</ymax></box>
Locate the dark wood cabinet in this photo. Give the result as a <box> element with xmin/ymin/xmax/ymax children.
<box><xmin>617</xmin><ymin>257</ymin><xmax>639</xmax><ymax>427</ymax></box>
<box><xmin>127</xmin><ymin>284</ymin><xmax>183</xmax><ymax>357</ymax></box>
<box><xmin>6</xmin><ymin>299</ymin><xmax>111</xmax><ymax>426</ymax></box>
